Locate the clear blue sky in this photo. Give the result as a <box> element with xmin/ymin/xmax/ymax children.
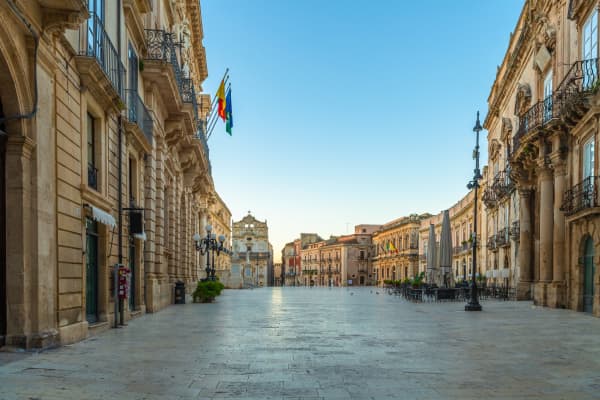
<box><xmin>201</xmin><ymin>0</ymin><xmax>524</xmax><ymax>262</ymax></box>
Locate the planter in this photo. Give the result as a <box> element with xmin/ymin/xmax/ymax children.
<box><xmin>192</xmin><ymin>280</ymin><xmax>224</xmax><ymax>303</ymax></box>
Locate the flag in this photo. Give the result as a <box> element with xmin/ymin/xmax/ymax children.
<box><xmin>389</xmin><ymin>241</ymin><xmax>397</xmax><ymax>253</ymax></box>
<box><xmin>225</xmin><ymin>88</ymin><xmax>233</xmax><ymax>136</ymax></box>
<box><xmin>216</xmin><ymin>78</ymin><xmax>226</xmax><ymax>121</ymax></box>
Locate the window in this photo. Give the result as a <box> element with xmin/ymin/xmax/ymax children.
<box><xmin>583</xmin><ymin>137</ymin><xmax>595</xmax><ymax>182</ymax></box>
<box><xmin>87</xmin><ymin>113</ymin><xmax>98</xmax><ymax>190</ymax></box>
<box><xmin>543</xmin><ymin>69</ymin><xmax>553</xmax><ymax>122</ymax></box>
<box><xmin>582</xmin><ymin>10</ymin><xmax>598</xmax><ymax>89</ymax></box>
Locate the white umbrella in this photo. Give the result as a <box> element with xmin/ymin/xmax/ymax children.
<box><xmin>439</xmin><ymin>210</ymin><xmax>453</xmax><ymax>288</ymax></box>
<box><xmin>426</xmin><ymin>224</ymin><xmax>437</xmax><ymax>284</ymax></box>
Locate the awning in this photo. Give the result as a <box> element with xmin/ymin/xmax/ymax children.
<box><xmin>89</xmin><ymin>205</ymin><xmax>116</xmax><ymax>228</ymax></box>
<box><xmin>134</xmin><ymin>232</ymin><xmax>147</xmax><ymax>241</ymax></box>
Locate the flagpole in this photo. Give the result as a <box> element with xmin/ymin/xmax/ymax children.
<box><xmin>207</xmin><ymin>81</ymin><xmax>232</xmax><ymax>140</ymax></box>
<box><xmin>206</xmin><ymin>76</ymin><xmax>230</xmax><ymax>139</ymax></box>
<box><xmin>206</xmin><ymin>74</ymin><xmax>230</xmax><ymax>130</ymax></box>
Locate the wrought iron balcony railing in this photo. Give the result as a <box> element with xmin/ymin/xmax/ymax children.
<box><xmin>558</xmin><ymin>58</ymin><xmax>600</xmax><ymax>96</ymax></box>
<box><xmin>513</xmin><ymin>59</ymin><xmax>599</xmax><ymax>151</ymax></box>
<box><xmin>126</xmin><ymin>90</ymin><xmax>153</xmax><ymax>144</ymax></box>
<box><xmin>561</xmin><ymin>175</ymin><xmax>599</xmax><ymax>216</ymax></box>
<box><xmin>88</xmin><ymin>163</ymin><xmax>98</xmax><ymax>190</ymax></box>
<box><xmin>514</xmin><ymin>91</ymin><xmax>562</xmax><ymax>149</ymax></box>
<box><xmin>145</xmin><ymin>29</ymin><xmax>186</xmax><ymax>102</ymax></box>
<box><xmin>487</xmin><ymin>235</ymin><xmax>497</xmax><ymax>251</ymax></box>
<box><xmin>492</xmin><ymin>170</ymin><xmax>515</xmax><ymax>199</ymax></box>
<box><xmin>496</xmin><ymin>227</ymin><xmax>510</xmax><ymax>247</ymax></box>
<box><xmin>80</xmin><ymin>12</ymin><xmax>125</xmax><ymax>100</ymax></box>
<box><xmin>510</xmin><ymin>221</ymin><xmax>520</xmax><ymax>241</ymax></box>
<box><xmin>482</xmin><ymin>187</ymin><xmax>498</xmax><ymax>209</ymax></box>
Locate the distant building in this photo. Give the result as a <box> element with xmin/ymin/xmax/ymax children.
<box><xmin>231</xmin><ymin>212</ymin><xmax>273</xmax><ymax>288</ymax></box>
<box><xmin>208</xmin><ymin>193</ymin><xmax>233</xmax><ymax>287</ymax></box>
<box><xmin>373</xmin><ymin>215</ymin><xmax>426</xmax><ymax>285</ymax></box>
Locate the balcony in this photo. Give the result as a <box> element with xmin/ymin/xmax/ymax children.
<box><xmin>143</xmin><ymin>29</ymin><xmax>183</xmax><ymax>115</ymax></box>
<box><xmin>496</xmin><ymin>227</ymin><xmax>510</xmax><ymax>247</ymax></box>
<box><xmin>513</xmin><ymin>91</ymin><xmax>562</xmax><ymax>150</ymax></box>
<box><xmin>125</xmin><ymin>89</ymin><xmax>153</xmax><ymax>150</ymax></box>
<box><xmin>510</xmin><ymin>221</ymin><xmax>520</xmax><ymax>241</ymax></box>
<box><xmin>195</xmin><ymin>127</ymin><xmax>211</xmax><ymax>176</ymax></box>
<box><xmin>514</xmin><ymin>58</ymin><xmax>599</xmax><ymax>153</ymax></box>
<box><xmin>561</xmin><ymin>176</ymin><xmax>599</xmax><ymax>216</ymax></box>
<box><xmin>491</xmin><ymin>170</ymin><xmax>515</xmax><ymax>200</ymax></box>
<box><xmin>487</xmin><ymin>235</ymin><xmax>497</xmax><ymax>251</ymax></box>
<box><xmin>557</xmin><ymin>58</ymin><xmax>600</xmax><ymax>127</ymax></box>
<box><xmin>75</xmin><ymin>13</ymin><xmax>125</xmax><ymax>110</ymax></box>
<box><xmin>482</xmin><ymin>187</ymin><xmax>498</xmax><ymax>209</ymax></box>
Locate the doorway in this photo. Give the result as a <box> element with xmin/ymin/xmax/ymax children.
<box><xmin>583</xmin><ymin>237</ymin><xmax>595</xmax><ymax>313</ymax></box>
<box><xmin>86</xmin><ymin>218</ymin><xmax>99</xmax><ymax>323</ymax></box>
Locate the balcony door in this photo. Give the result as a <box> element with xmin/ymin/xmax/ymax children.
<box><xmin>87</xmin><ymin>0</ymin><xmax>105</xmax><ymax>67</ymax></box>
<box><xmin>543</xmin><ymin>69</ymin><xmax>553</xmax><ymax>122</ymax></box>
<box><xmin>582</xmin><ymin>9</ymin><xmax>598</xmax><ymax>89</ymax></box>
<box><xmin>128</xmin><ymin>43</ymin><xmax>138</xmax><ymax>122</ymax></box>
<box><xmin>583</xmin><ymin>137</ymin><xmax>595</xmax><ymax>208</ymax></box>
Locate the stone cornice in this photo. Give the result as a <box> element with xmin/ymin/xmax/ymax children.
<box><xmin>185</xmin><ymin>0</ymin><xmax>208</xmax><ymax>85</ymax></box>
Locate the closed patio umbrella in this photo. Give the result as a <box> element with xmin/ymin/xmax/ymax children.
<box><xmin>439</xmin><ymin>210</ymin><xmax>453</xmax><ymax>288</ymax></box>
<box><xmin>426</xmin><ymin>224</ymin><xmax>437</xmax><ymax>284</ymax></box>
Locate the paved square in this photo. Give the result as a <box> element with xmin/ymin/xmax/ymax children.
<box><xmin>1</xmin><ymin>287</ymin><xmax>599</xmax><ymax>399</ymax></box>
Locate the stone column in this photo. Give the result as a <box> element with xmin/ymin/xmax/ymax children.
<box><xmin>538</xmin><ymin>167</ymin><xmax>554</xmax><ymax>305</ymax></box>
<box><xmin>517</xmin><ymin>188</ymin><xmax>533</xmax><ymax>300</ymax></box>
<box><xmin>550</xmin><ymin>161</ymin><xmax>567</xmax><ymax>307</ymax></box>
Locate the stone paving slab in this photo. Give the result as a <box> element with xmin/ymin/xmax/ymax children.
<box><xmin>1</xmin><ymin>287</ymin><xmax>600</xmax><ymax>399</ymax></box>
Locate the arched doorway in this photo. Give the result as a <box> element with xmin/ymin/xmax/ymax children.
<box><xmin>583</xmin><ymin>237</ymin><xmax>595</xmax><ymax>313</ymax></box>
<box><xmin>0</xmin><ymin>101</ymin><xmax>6</xmax><ymax>346</ymax></box>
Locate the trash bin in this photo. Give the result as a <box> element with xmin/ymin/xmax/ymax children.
<box><xmin>174</xmin><ymin>281</ymin><xmax>185</xmax><ymax>304</ymax></box>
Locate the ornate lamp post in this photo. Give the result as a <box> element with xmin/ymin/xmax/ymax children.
<box><xmin>193</xmin><ymin>224</ymin><xmax>228</xmax><ymax>281</ymax></box>
<box><xmin>465</xmin><ymin>112</ymin><xmax>483</xmax><ymax>311</ymax></box>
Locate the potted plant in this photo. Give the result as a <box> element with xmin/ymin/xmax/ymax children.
<box><xmin>193</xmin><ymin>280</ymin><xmax>225</xmax><ymax>303</ymax></box>
<box><xmin>411</xmin><ymin>272</ymin><xmax>425</xmax><ymax>288</ymax></box>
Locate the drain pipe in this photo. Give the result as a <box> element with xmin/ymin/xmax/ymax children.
<box><xmin>116</xmin><ymin>0</ymin><xmax>124</xmax><ymax>328</ymax></box>
<box><xmin>0</xmin><ymin>0</ymin><xmax>39</xmax><ymax>123</ymax></box>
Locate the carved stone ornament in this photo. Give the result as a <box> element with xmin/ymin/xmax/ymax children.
<box><xmin>514</xmin><ymin>83</ymin><xmax>532</xmax><ymax>116</ymax></box>
<box><xmin>489</xmin><ymin>139</ymin><xmax>502</xmax><ymax>161</ymax></box>
<box><xmin>501</xmin><ymin>117</ymin><xmax>513</xmax><ymax>141</ymax></box>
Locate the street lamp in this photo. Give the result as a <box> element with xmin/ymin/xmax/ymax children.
<box><xmin>193</xmin><ymin>224</ymin><xmax>228</xmax><ymax>281</ymax></box>
<box><xmin>465</xmin><ymin>111</ymin><xmax>483</xmax><ymax>312</ymax></box>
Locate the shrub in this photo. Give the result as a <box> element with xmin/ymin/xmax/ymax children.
<box><xmin>193</xmin><ymin>280</ymin><xmax>225</xmax><ymax>303</ymax></box>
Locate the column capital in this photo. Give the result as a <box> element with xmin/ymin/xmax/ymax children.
<box><xmin>538</xmin><ymin>166</ymin><xmax>553</xmax><ymax>181</ymax></box>
<box><xmin>550</xmin><ymin>158</ymin><xmax>567</xmax><ymax>177</ymax></box>
<box><xmin>517</xmin><ymin>186</ymin><xmax>534</xmax><ymax>197</ymax></box>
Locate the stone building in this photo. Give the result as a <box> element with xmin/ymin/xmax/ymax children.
<box><xmin>291</xmin><ymin>227</ymin><xmax>374</xmax><ymax>287</ymax></box>
<box><xmin>0</xmin><ymin>0</ymin><xmax>219</xmax><ymax>349</ymax></box>
<box><xmin>417</xmin><ymin>193</ymin><xmax>483</xmax><ymax>285</ymax></box>
<box><xmin>272</xmin><ymin>262</ymin><xmax>282</xmax><ymax>286</ymax></box>
<box><xmin>207</xmin><ymin>192</ymin><xmax>232</xmax><ymax>286</ymax></box>
<box><xmin>372</xmin><ymin>215</ymin><xmax>424</xmax><ymax>285</ymax></box>
<box><xmin>482</xmin><ymin>0</ymin><xmax>600</xmax><ymax>315</ymax></box>
<box><xmin>231</xmin><ymin>212</ymin><xmax>272</xmax><ymax>288</ymax></box>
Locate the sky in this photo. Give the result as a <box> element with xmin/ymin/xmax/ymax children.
<box><xmin>201</xmin><ymin>0</ymin><xmax>524</xmax><ymax>262</ymax></box>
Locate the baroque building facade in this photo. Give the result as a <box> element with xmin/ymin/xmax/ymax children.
<box><xmin>484</xmin><ymin>0</ymin><xmax>600</xmax><ymax>315</ymax></box>
<box><xmin>231</xmin><ymin>212</ymin><xmax>273</xmax><ymax>288</ymax></box>
<box><xmin>0</xmin><ymin>0</ymin><xmax>223</xmax><ymax>349</ymax></box>
<box><xmin>372</xmin><ymin>215</ymin><xmax>424</xmax><ymax>285</ymax></box>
